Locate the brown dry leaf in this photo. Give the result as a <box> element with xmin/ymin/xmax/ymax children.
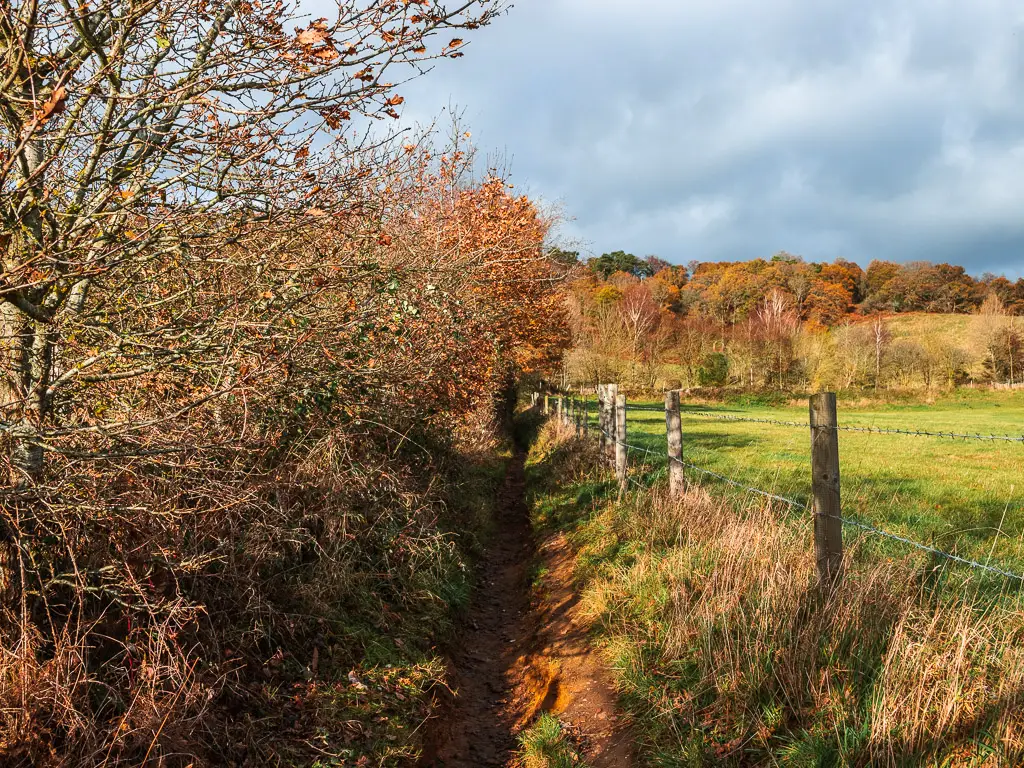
<box><xmin>37</xmin><ymin>86</ymin><xmax>67</xmax><ymax>123</ymax></box>
<box><xmin>311</xmin><ymin>46</ymin><xmax>340</xmax><ymax>62</ymax></box>
<box><xmin>296</xmin><ymin>21</ymin><xmax>329</xmax><ymax>45</ymax></box>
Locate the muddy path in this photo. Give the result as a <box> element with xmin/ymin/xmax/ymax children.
<box><xmin>420</xmin><ymin>433</ymin><xmax>635</xmax><ymax>767</ymax></box>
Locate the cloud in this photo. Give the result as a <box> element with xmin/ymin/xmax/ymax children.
<box><xmin>320</xmin><ymin>0</ymin><xmax>1024</xmax><ymax>277</ymax></box>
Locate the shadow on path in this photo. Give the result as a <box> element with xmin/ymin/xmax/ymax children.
<box><xmin>419</xmin><ymin>440</ymin><xmax>535</xmax><ymax>767</ymax></box>
<box><xmin>420</xmin><ymin>413</ymin><xmax>637</xmax><ymax>767</ymax></box>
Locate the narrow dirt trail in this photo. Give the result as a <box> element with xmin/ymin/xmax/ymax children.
<box><xmin>518</xmin><ymin>530</ymin><xmax>636</xmax><ymax>766</ymax></box>
<box><xmin>420</xmin><ymin>444</ymin><xmax>535</xmax><ymax>766</ymax></box>
<box><xmin>420</xmin><ymin>438</ymin><xmax>635</xmax><ymax>767</ymax></box>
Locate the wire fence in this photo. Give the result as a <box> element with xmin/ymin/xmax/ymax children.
<box><xmin>625</xmin><ymin>403</ymin><xmax>1024</xmax><ymax>442</ymax></box>
<box><xmin>540</xmin><ymin>391</ymin><xmax>1024</xmax><ymax>585</ymax></box>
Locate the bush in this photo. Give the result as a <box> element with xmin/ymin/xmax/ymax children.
<box><xmin>697</xmin><ymin>353</ymin><xmax>729</xmax><ymax>387</ymax></box>
<box><xmin>0</xmin><ymin>169</ymin><xmax>568</xmax><ymax>765</ymax></box>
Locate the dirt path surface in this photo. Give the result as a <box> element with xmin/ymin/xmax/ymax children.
<box><xmin>420</xmin><ymin>442</ymin><xmax>635</xmax><ymax>767</ymax></box>
<box><xmin>519</xmin><ymin>531</ymin><xmax>636</xmax><ymax>767</ymax></box>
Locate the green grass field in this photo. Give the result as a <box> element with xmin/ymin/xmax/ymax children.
<box><xmin>578</xmin><ymin>390</ymin><xmax>1024</xmax><ymax>580</ymax></box>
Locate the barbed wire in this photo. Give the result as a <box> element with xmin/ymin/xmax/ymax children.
<box><xmin>830</xmin><ymin>515</ymin><xmax>1024</xmax><ymax>582</ymax></box>
<box><xmin>677</xmin><ymin>453</ymin><xmax>1024</xmax><ymax>581</ymax></box>
<box><xmin>832</xmin><ymin>425</ymin><xmax>1024</xmax><ymax>442</ymax></box>
<box><xmin>627</xmin><ymin>473</ymin><xmax>650</xmax><ymax>492</ymax></box>
<box><xmin>623</xmin><ymin>404</ymin><xmax>1024</xmax><ymax>442</ymax></box>
<box><xmin>674</xmin><ymin>455</ymin><xmax>807</xmax><ymax>509</ymax></box>
<box><xmin>595</xmin><ymin>425</ymin><xmax>660</xmax><ymax>460</ymax></box>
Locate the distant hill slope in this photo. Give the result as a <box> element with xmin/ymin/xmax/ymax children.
<box><xmin>823</xmin><ymin>311</ymin><xmax>1018</xmax><ymax>388</ymax></box>
<box><xmin>871</xmin><ymin>312</ymin><xmax>978</xmax><ymax>345</ymax></box>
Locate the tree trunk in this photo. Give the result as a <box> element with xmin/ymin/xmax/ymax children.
<box><xmin>5</xmin><ymin>74</ymin><xmax>52</xmax><ymax>484</ymax></box>
<box><xmin>3</xmin><ymin>306</ymin><xmax>52</xmax><ymax>485</ymax></box>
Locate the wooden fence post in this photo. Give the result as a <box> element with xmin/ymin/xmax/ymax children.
<box><xmin>615</xmin><ymin>394</ymin><xmax>627</xmax><ymax>488</ymax></box>
<box><xmin>810</xmin><ymin>392</ymin><xmax>843</xmax><ymax>585</ymax></box>
<box><xmin>597</xmin><ymin>386</ymin><xmax>607</xmax><ymax>455</ymax></box>
<box><xmin>544</xmin><ymin>394</ymin><xmax>549</xmax><ymax>415</ymax></box>
<box><xmin>582</xmin><ymin>396</ymin><xmax>589</xmax><ymax>437</ymax></box>
<box><xmin>556</xmin><ymin>395</ymin><xmax>563</xmax><ymax>424</ymax></box>
<box><xmin>605</xmin><ymin>384</ymin><xmax>618</xmax><ymax>469</ymax></box>
<box><xmin>665</xmin><ymin>390</ymin><xmax>684</xmax><ymax>497</ymax></box>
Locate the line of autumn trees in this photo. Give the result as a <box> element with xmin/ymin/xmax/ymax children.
<box><xmin>0</xmin><ymin>1</ymin><xmax>570</xmax><ymax>765</ymax></box>
<box><xmin>558</xmin><ymin>249</ymin><xmax>1024</xmax><ymax>392</ymax></box>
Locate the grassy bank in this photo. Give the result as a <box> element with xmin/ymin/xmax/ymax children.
<box><xmin>526</xmin><ymin>419</ymin><xmax>1024</xmax><ymax>767</ymax></box>
<box><xmin>1</xmin><ymin>415</ymin><xmax>510</xmax><ymax>768</ymax></box>
<box><xmin>308</xmin><ymin>442</ymin><xmax>509</xmax><ymax>767</ymax></box>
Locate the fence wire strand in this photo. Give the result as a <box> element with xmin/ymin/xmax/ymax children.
<box><xmin>622</xmin><ymin>404</ymin><xmax>1024</xmax><ymax>443</ymax></box>
<box><xmin>829</xmin><ymin>515</ymin><xmax>1024</xmax><ymax>582</ymax></box>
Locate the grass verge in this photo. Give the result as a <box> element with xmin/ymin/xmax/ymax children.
<box><xmin>526</xmin><ymin>419</ymin><xmax>1024</xmax><ymax>767</ymax></box>
<box><xmin>292</xmin><ymin>443</ymin><xmax>510</xmax><ymax>767</ymax></box>
<box><xmin>577</xmin><ymin>390</ymin><xmax>1024</xmax><ymax>578</ymax></box>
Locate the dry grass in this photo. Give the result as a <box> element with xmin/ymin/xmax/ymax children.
<box><xmin>516</xmin><ymin>712</ymin><xmax>589</xmax><ymax>768</ymax></box>
<box><xmin>0</xmin><ymin>391</ymin><xmax>511</xmax><ymax>767</ymax></box>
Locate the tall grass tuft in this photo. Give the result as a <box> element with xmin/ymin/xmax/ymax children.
<box><xmin>517</xmin><ymin>713</ymin><xmax>589</xmax><ymax>768</ymax></box>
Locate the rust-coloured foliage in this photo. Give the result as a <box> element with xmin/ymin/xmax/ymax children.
<box><xmin>0</xmin><ymin>0</ymin><xmax>574</xmax><ymax>765</ymax></box>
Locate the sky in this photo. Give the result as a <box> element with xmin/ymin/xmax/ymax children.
<box><xmin>325</xmin><ymin>0</ymin><xmax>1024</xmax><ymax>278</ymax></box>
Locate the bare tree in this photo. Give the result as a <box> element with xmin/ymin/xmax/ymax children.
<box><xmin>618</xmin><ymin>283</ymin><xmax>661</xmax><ymax>359</ymax></box>
<box><xmin>871</xmin><ymin>314</ymin><xmax>890</xmax><ymax>390</ymax></box>
<box><xmin>751</xmin><ymin>288</ymin><xmax>797</xmax><ymax>388</ymax></box>
<box><xmin>0</xmin><ymin>0</ymin><xmax>504</xmax><ymax>481</ymax></box>
<box><xmin>976</xmin><ymin>292</ymin><xmax>1009</xmax><ymax>384</ymax></box>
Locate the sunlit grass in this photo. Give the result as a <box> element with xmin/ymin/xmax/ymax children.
<box><xmin>516</xmin><ymin>713</ymin><xmax>589</xmax><ymax>768</ymax></box>
<box><xmin>525</xmin><ymin>418</ymin><xmax>1024</xmax><ymax>767</ymax></box>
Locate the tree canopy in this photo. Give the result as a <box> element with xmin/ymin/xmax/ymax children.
<box><xmin>589</xmin><ymin>250</ymin><xmax>661</xmax><ymax>279</ymax></box>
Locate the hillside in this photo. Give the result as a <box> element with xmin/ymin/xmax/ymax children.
<box><xmin>563</xmin><ymin>303</ymin><xmax>1021</xmax><ymax>394</ymax></box>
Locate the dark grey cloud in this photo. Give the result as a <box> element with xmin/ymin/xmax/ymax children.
<box><xmin>322</xmin><ymin>0</ymin><xmax>1024</xmax><ymax>277</ymax></box>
